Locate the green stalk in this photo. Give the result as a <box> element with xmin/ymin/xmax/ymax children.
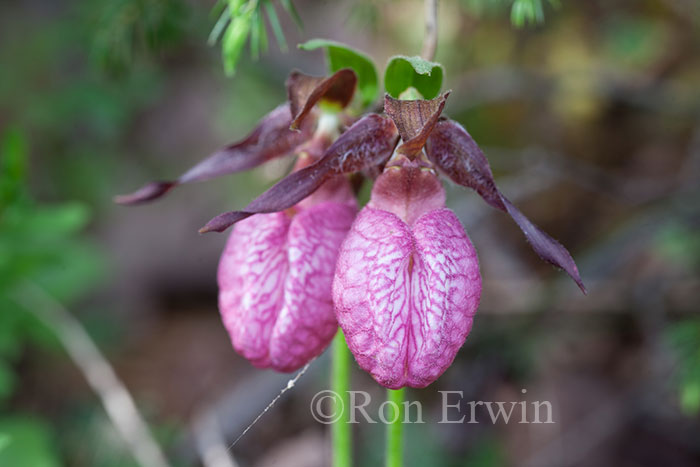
<box><xmin>385</xmin><ymin>388</ymin><xmax>405</xmax><ymax>467</ymax></box>
<box><xmin>332</xmin><ymin>331</ymin><xmax>352</xmax><ymax>467</ymax></box>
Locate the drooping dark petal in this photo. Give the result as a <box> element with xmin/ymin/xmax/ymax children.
<box><xmin>424</xmin><ymin>119</ymin><xmax>504</xmax><ymax>210</ymax></box>
<box><xmin>200</xmin><ymin>113</ymin><xmax>399</xmax><ymax>233</ymax></box>
<box><xmin>426</xmin><ymin>119</ymin><xmax>586</xmax><ymax>293</ymax></box>
<box><xmin>317</xmin><ymin>114</ymin><xmax>398</xmax><ymax>173</ymax></box>
<box><xmin>499</xmin><ymin>196</ymin><xmax>586</xmax><ymax>293</ymax></box>
<box><xmin>384</xmin><ymin>92</ymin><xmax>449</xmax><ymax>157</ymax></box>
<box><xmin>200</xmin><ymin>164</ymin><xmax>328</xmax><ymax>232</ymax></box>
<box><xmin>287</xmin><ymin>69</ymin><xmax>357</xmax><ymax>130</ymax></box>
<box><xmin>115</xmin><ymin>104</ymin><xmax>311</xmax><ymax>205</ymax></box>
<box><xmin>113</xmin><ymin>181</ymin><xmax>176</xmax><ymax>205</ymax></box>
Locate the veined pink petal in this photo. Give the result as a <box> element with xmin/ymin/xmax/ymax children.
<box><xmin>407</xmin><ymin>209</ymin><xmax>481</xmax><ymax>387</ymax></box>
<box><xmin>218</xmin><ymin>194</ymin><xmax>357</xmax><ymax>371</ymax></box>
<box><xmin>333</xmin><ymin>207</ymin><xmax>480</xmax><ymax>389</ymax></box>
<box><xmin>218</xmin><ymin>212</ymin><xmax>289</xmax><ymax>368</ymax></box>
<box><xmin>269</xmin><ymin>201</ymin><xmax>357</xmax><ymax>371</ymax></box>
<box><xmin>333</xmin><ymin>208</ymin><xmax>413</xmax><ymax>387</ymax></box>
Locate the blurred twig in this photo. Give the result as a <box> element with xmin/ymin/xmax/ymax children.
<box><xmin>11</xmin><ymin>282</ymin><xmax>171</xmax><ymax>467</ymax></box>
<box><xmin>421</xmin><ymin>0</ymin><xmax>438</xmax><ymax>61</ymax></box>
<box><xmin>193</xmin><ymin>413</ymin><xmax>240</xmax><ymax>467</ymax></box>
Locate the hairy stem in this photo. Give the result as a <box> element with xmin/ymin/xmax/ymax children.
<box><xmin>421</xmin><ymin>0</ymin><xmax>438</xmax><ymax>61</ymax></box>
<box><xmin>332</xmin><ymin>331</ymin><xmax>352</xmax><ymax>467</ymax></box>
<box><xmin>385</xmin><ymin>388</ymin><xmax>405</xmax><ymax>467</ymax></box>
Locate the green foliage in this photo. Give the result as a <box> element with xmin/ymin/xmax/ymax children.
<box><xmin>0</xmin><ymin>129</ymin><xmax>26</xmax><ymax>208</ymax></box>
<box><xmin>0</xmin><ymin>417</ymin><xmax>60</xmax><ymax>467</ymax></box>
<box><xmin>0</xmin><ymin>126</ymin><xmax>103</xmax><ymax>407</ymax></box>
<box><xmin>656</xmin><ymin>223</ymin><xmax>700</xmax><ymax>418</ymax></box>
<box><xmin>299</xmin><ymin>39</ymin><xmax>379</xmax><ymax>108</ymax></box>
<box><xmin>511</xmin><ymin>0</ymin><xmax>559</xmax><ymax>27</ymax></box>
<box><xmin>460</xmin><ymin>0</ymin><xmax>512</xmax><ymax>17</ymax></box>
<box><xmin>601</xmin><ymin>16</ymin><xmax>668</xmax><ymax>68</ymax></box>
<box><xmin>280</xmin><ymin>0</ymin><xmax>303</xmax><ymax>30</ymax></box>
<box><xmin>90</xmin><ymin>0</ymin><xmax>188</xmax><ymax>74</ymax></box>
<box><xmin>384</xmin><ymin>55</ymin><xmax>444</xmax><ymax>100</ymax></box>
<box><xmin>0</xmin><ymin>362</ymin><xmax>16</xmax><ymax>404</ymax></box>
<box><xmin>0</xmin><ymin>7</ymin><xmax>168</xmax><ymax>205</ymax></box>
<box><xmin>461</xmin><ymin>0</ymin><xmax>560</xmax><ymax>27</ymax></box>
<box><xmin>462</xmin><ymin>437</ymin><xmax>507</xmax><ymax>467</ymax></box>
<box><xmin>656</xmin><ymin>222</ymin><xmax>700</xmax><ymax>270</ymax></box>
<box><xmin>220</xmin><ymin>5</ymin><xmax>255</xmax><ymax>76</ymax></box>
<box><xmin>511</xmin><ymin>0</ymin><xmax>543</xmax><ymax>27</ymax></box>
<box><xmin>667</xmin><ymin>319</ymin><xmax>700</xmax><ymax>415</ymax></box>
<box><xmin>210</xmin><ymin>0</ymin><xmax>302</xmax><ymax>76</ymax></box>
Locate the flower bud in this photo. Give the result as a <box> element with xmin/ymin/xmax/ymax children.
<box><xmin>333</xmin><ymin>156</ymin><xmax>481</xmax><ymax>388</ymax></box>
<box><xmin>218</xmin><ymin>176</ymin><xmax>356</xmax><ymax>372</ymax></box>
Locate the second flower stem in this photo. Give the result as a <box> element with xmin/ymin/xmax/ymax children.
<box><xmin>332</xmin><ymin>331</ymin><xmax>352</xmax><ymax>467</ymax></box>
<box><xmin>385</xmin><ymin>388</ymin><xmax>405</xmax><ymax>467</ymax></box>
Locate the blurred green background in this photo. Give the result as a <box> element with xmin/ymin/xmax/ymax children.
<box><xmin>1</xmin><ymin>0</ymin><xmax>699</xmax><ymax>466</ymax></box>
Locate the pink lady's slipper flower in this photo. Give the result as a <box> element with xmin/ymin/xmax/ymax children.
<box><xmin>206</xmin><ymin>109</ymin><xmax>397</xmax><ymax>370</ymax></box>
<box><xmin>333</xmin><ymin>94</ymin><xmax>586</xmax><ymax>389</ymax></box>
<box><xmin>216</xmin><ymin>137</ymin><xmax>359</xmax><ymax>371</ymax></box>
<box><xmin>117</xmin><ymin>71</ymin><xmax>584</xmax><ymax>381</ymax></box>
<box><xmin>117</xmin><ymin>69</ymin><xmax>399</xmax><ymax>372</ymax></box>
<box><xmin>333</xmin><ymin>153</ymin><xmax>481</xmax><ymax>388</ymax></box>
<box><xmin>216</xmin><ymin>186</ymin><xmax>356</xmax><ymax>371</ymax></box>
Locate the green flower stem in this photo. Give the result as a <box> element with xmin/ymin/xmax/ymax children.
<box><xmin>385</xmin><ymin>388</ymin><xmax>405</xmax><ymax>467</ymax></box>
<box><xmin>332</xmin><ymin>331</ymin><xmax>352</xmax><ymax>467</ymax></box>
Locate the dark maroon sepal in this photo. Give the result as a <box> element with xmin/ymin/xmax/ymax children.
<box><xmin>115</xmin><ymin>104</ymin><xmax>312</xmax><ymax>205</ymax></box>
<box><xmin>113</xmin><ymin>181</ymin><xmax>176</xmax><ymax>205</ymax></box>
<box><xmin>384</xmin><ymin>92</ymin><xmax>449</xmax><ymax>158</ymax></box>
<box><xmin>499</xmin><ymin>196</ymin><xmax>586</xmax><ymax>293</ymax></box>
<box><xmin>200</xmin><ymin>114</ymin><xmax>399</xmax><ymax>233</ymax></box>
<box><xmin>426</xmin><ymin>119</ymin><xmax>586</xmax><ymax>294</ymax></box>
<box><xmin>287</xmin><ymin>69</ymin><xmax>357</xmax><ymax>130</ymax></box>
